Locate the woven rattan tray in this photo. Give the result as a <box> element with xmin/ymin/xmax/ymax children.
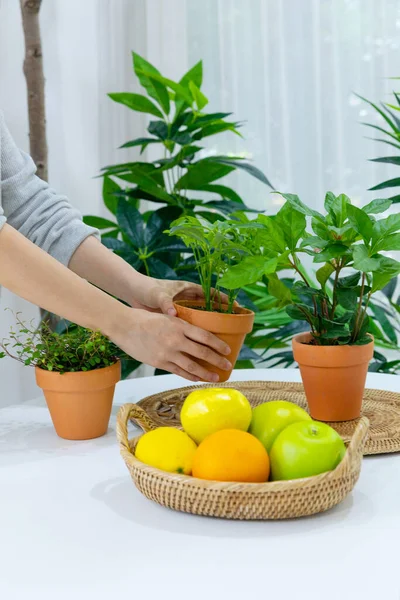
<box><xmin>133</xmin><ymin>380</ymin><xmax>400</xmax><ymax>456</ymax></box>
<box><xmin>117</xmin><ymin>402</ymin><xmax>369</xmax><ymax>520</ymax></box>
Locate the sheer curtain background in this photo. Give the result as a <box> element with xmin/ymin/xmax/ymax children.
<box><xmin>0</xmin><ymin>0</ymin><xmax>399</xmax><ymax>405</ymax></box>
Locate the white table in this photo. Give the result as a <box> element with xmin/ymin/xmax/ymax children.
<box><xmin>1</xmin><ymin>369</ymin><xmax>400</xmax><ymax>600</ymax></box>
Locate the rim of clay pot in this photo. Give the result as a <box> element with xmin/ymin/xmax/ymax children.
<box><xmin>174</xmin><ymin>300</ymin><xmax>254</xmax><ymax>335</ymax></box>
<box><xmin>35</xmin><ymin>359</ymin><xmax>121</xmax><ymax>392</ymax></box>
<box><xmin>292</xmin><ymin>332</ymin><xmax>374</xmax><ymax>368</ymax></box>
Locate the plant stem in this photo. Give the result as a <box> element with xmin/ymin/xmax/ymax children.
<box><xmin>351</xmin><ymin>272</ymin><xmax>366</xmax><ymax>342</ymax></box>
<box><xmin>289</xmin><ymin>254</ymin><xmax>311</xmax><ymax>287</ymax></box>
<box><xmin>330</xmin><ymin>260</ymin><xmax>342</xmax><ymax>319</ymax></box>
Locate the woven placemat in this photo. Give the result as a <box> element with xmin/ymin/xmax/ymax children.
<box><xmin>135</xmin><ymin>380</ymin><xmax>400</xmax><ymax>456</ymax></box>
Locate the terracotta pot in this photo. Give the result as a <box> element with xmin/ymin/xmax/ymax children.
<box><xmin>292</xmin><ymin>333</ymin><xmax>374</xmax><ymax>422</ymax></box>
<box><xmin>35</xmin><ymin>361</ymin><xmax>121</xmax><ymax>440</ymax></box>
<box><xmin>174</xmin><ymin>300</ymin><xmax>255</xmax><ymax>382</ymax></box>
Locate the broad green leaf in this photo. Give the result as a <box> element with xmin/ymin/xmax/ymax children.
<box><xmin>187</xmin><ymin>112</ymin><xmax>233</xmax><ymax>131</ymax></box>
<box><xmin>148</xmin><ymin>258</ymin><xmax>177</xmax><ymax>279</ymax></box>
<box><xmin>313</xmin><ymin>243</ymin><xmax>350</xmax><ymax>263</ymax></box>
<box><xmin>373</xmin><ymin>232</ymin><xmax>400</xmax><ymax>253</ymax></box>
<box><xmin>362</xmin><ymin>198</ymin><xmax>392</xmax><ymax>214</ymax></box>
<box><xmin>116</xmin><ymin>200</ymin><xmax>144</xmax><ymax>247</ymax></box>
<box><xmin>352</xmin><ymin>244</ymin><xmax>381</xmax><ymax>272</ymax></box>
<box><xmin>346</xmin><ymin>204</ymin><xmax>373</xmax><ymax>243</ymax></box>
<box><xmin>267</xmin><ymin>273</ymin><xmax>292</xmax><ymax>306</ymax></box>
<box><xmin>278</xmin><ymin>193</ymin><xmax>324</xmax><ymax>220</ymax></box>
<box><xmin>108</xmin><ymin>93</ymin><xmax>163</xmax><ymax>118</ymax></box>
<box><xmin>275</xmin><ymin>202</ymin><xmax>306</xmax><ymax>250</ymax></box>
<box><xmin>372</xmin><ymin>256</ymin><xmax>400</xmax><ymax>291</ymax></box>
<box><xmin>316</xmin><ymin>263</ymin><xmax>335</xmax><ymax>289</ymax></box>
<box><xmin>102</xmin><ymin>176</ymin><xmax>121</xmax><ymax>215</ymax></box>
<box><xmin>320</xmin><ymin>318</ymin><xmax>350</xmax><ymax>339</ymax></box>
<box><xmin>136</xmin><ymin>70</ymin><xmax>193</xmax><ymax>106</ymax></box>
<box><xmin>148</xmin><ymin>120</ymin><xmax>168</xmax><ymax>140</ymax></box>
<box><xmin>180</xmin><ymin>61</ymin><xmax>203</xmax><ymax>89</ymax></box>
<box><xmin>219</xmin><ymin>256</ymin><xmax>278</xmax><ymax>289</ymax></box>
<box><xmin>286</xmin><ymin>304</ymin><xmax>314</xmax><ymax>323</ymax></box>
<box><xmin>101</xmin><ymin>238</ymin><xmax>131</xmax><ymax>252</ymax></box>
<box><xmin>369</xmin><ymin>177</ymin><xmax>400</xmax><ymax>192</ymax></box>
<box><xmin>132</xmin><ymin>53</ymin><xmax>170</xmax><ymax>114</ymax></box>
<box><xmin>311</xmin><ymin>218</ymin><xmax>331</xmax><ymax>240</ymax></box>
<box><xmin>324</xmin><ymin>191</ymin><xmax>337</xmax><ymax>213</ymax></box>
<box><xmin>338</xmin><ymin>272</ymin><xmax>360</xmax><ymax>287</ymax></box>
<box><xmin>176</xmin><ymin>161</ymin><xmax>235</xmax><ymax>189</ymax></box>
<box><xmin>257</xmin><ymin>214</ymin><xmax>287</xmax><ymax>252</ymax></box>
<box><xmin>206</xmin><ymin>157</ymin><xmax>273</xmax><ymax>187</ymax></box>
<box><xmin>328</xmin><ymin>193</ymin><xmax>350</xmax><ymax>227</ymax></box>
<box><xmin>336</xmin><ymin>287</ymin><xmax>358</xmax><ymax>310</ymax></box>
<box><xmin>300</xmin><ymin>235</ymin><xmax>328</xmax><ymax>249</ymax></box>
<box><xmin>192</xmin><ymin>121</ymin><xmax>242</xmax><ymax>140</ymax></box>
<box><xmin>198</xmin><ymin>184</ymin><xmax>244</xmax><ymax>204</ymax></box>
<box><xmin>83</xmin><ymin>216</ymin><xmax>116</xmax><ymax>229</ymax></box>
<box><xmin>189</xmin><ymin>81</ymin><xmax>208</xmax><ymax>110</ymax></box>
<box><xmin>371</xmin><ymin>213</ymin><xmax>400</xmax><ymax>251</ymax></box>
<box><xmin>144</xmin><ymin>206</ymin><xmax>182</xmax><ymax>247</ymax></box>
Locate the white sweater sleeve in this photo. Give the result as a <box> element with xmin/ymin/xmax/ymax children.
<box><xmin>0</xmin><ymin>112</ymin><xmax>99</xmax><ymax>266</ymax></box>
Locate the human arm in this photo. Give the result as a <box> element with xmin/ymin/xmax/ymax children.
<box><xmin>0</xmin><ymin>224</ymin><xmax>231</xmax><ymax>382</ymax></box>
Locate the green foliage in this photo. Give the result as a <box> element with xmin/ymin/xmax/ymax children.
<box><xmin>241</xmin><ymin>192</ymin><xmax>400</xmax><ymax>346</ymax></box>
<box><xmin>1</xmin><ymin>316</ymin><xmax>125</xmax><ymax>374</ymax></box>
<box><xmin>167</xmin><ymin>216</ymin><xmax>252</xmax><ymax>312</ymax></box>
<box><xmin>358</xmin><ymin>90</ymin><xmax>400</xmax><ymax>204</ymax></box>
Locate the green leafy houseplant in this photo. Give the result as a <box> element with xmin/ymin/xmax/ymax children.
<box><xmin>219</xmin><ymin>191</ymin><xmax>400</xmax><ymax>420</ymax></box>
<box><xmin>84</xmin><ymin>51</ymin><xmax>272</xmax><ymax>282</ymax></box>
<box><xmin>1</xmin><ymin>317</ymin><xmax>120</xmax><ymax>373</ymax></box>
<box><xmin>1</xmin><ymin>317</ymin><xmax>123</xmax><ymax>440</ymax></box>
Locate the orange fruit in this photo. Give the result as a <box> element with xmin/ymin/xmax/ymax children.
<box><xmin>192</xmin><ymin>429</ymin><xmax>270</xmax><ymax>483</ymax></box>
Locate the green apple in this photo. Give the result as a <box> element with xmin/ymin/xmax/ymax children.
<box><xmin>249</xmin><ymin>401</ymin><xmax>311</xmax><ymax>452</ymax></box>
<box><xmin>269</xmin><ymin>420</ymin><xmax>346</xmax><ymax>481</ymax></box>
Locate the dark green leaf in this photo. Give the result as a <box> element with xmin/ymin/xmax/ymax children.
<box><xmin>187</xmin><ymin>112</ymin><xmax>233</xmax><ymax>130</ymax></box>
<box><xmin>176</xmin><ymin>160</ymin><xmax>235</xmax><ymax>189</ymax></box>
<box><xmin>116</xmin><ymin>200</ymin><xmax>144</xmax><ymax>247</ymax></box>
<box><xmin>369</xmin><ymin>177</ymin><xmax>400</xmax><ymax>191</ymax></box>
<box><xmin>369</xmin><ymin>156</ymin><xmax>400</xmax><ymax>166</ymax></box>
<box><xmin>338</xmin><ymin>272</ymin><xmax>361</xmax><ymax>287</ymax></box>
<box><xmin>144</xmin><ymin>206</ymin><xmax>182</xmax><ymax>247</ymax></box>
<box><xmin>101</xmin><ymin>238</ymin><xmax>131</xmax><ymax>252</ymax></box>
<box><xmin>207</xmin><ymin>157</ymin><xmax>273</xmax><ymax>188</ymax></box>
<box><xmin>83</xmin><ymin>216</ymin><xmax>117</xmax><ymax>229</ymax></box>
<box><xmin>320</xmin><ymin>318</ymin><xmax>350</xmax><ymax>339</ymax></box>
<box><xmin>336</xmin><ymin>287</ymin><xmax>358</xmax><ymax>310</ymax></box>
<box><xmin>372</xmin><ymin>256</ymin><xmax>400</xmax><ymax>291</ymax></box>
<box><xmin>102</xmin><ymin>176</ymin><xmax>121</xmax><ymax>215</ymax></box>
<box><xmin>148</xmin><ymin>258</ymin><xmax>177</xmax><ymax>279</ymax></box>
<box><xmin>286</xmin><ymin>304</ymin><xmax>314</xmax><ymax>322</ymax></box>
<box><xmin>191</xmin><ymin>121</ymin><xmax>242</xmax><ymax>141</ymax></box>
<box><xmin>148</xmin><ymin>120</ymin><xmax>168</xmax><ymax>140</ymax></box>
<box><xmin>313</xmin><ymin>243</ymin><xmax>350</xmax><ymax>263</ymax></box>
<box><xmin>370</xmin><ymin>304</ymin><xmax>398</xmax><ymax>344</ymax></box>
<box><xmin>108</xmin><ymin>92</ymin><xmax>163</xmax><ymax>118</ymax></box>
<box><xmin>119</xmin><ymin>137</ymin><xmax>160</xmax><ymax>150</ymax></box>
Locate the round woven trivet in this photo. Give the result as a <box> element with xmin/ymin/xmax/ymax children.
<box><xmin>134</xmin><ymin>380</ymin><xmax>400</xmax><ymax>456</ymax></box>
<box><xmin>117</xmin><ymin>403</ymin><xmax>369</xmax><ymax>520</ymax></box>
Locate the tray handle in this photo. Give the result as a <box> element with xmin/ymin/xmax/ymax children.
<box><xmin>116</xmin><ymin>403</ymin><xmax>158</xmax><ymax>451</ymax></box>
<box><xmin>342</xmin><ymin>416</ymin><xmax>370</xmax><ymax>471</ymax></box>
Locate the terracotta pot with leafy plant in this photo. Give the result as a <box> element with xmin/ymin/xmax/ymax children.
<box><xmin>167</xmin><ymin>217</ymin><xmax>255</xmax><ymax>382</ymax></box>
<box><xmin>223</xmin><ymin>192</ymin><xmax>400</xmax><ymax>421</ymax></box>
<box><xmin>1</xmin><ymin>319</ymin><xmax>121</xmax><ymax>440</ymax></box>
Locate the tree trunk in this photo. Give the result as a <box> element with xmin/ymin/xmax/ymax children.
<box><xmin>20</xmin><ymin>0</ymin><xmax>48</xmax><ymax>182</ymax></box>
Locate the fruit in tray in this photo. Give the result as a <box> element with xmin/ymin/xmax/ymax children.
<box><xmin>192</xmin><ymin>429</ymin><xmax>270</xmax><ymax>483</ymax></box>
<box><xmin>249</xmin><ymin>400</ymin><xmax>311</xmax><ymax>452</ymax></box>
<box><xmin>180</xmin><ymin>388</ymin><xmax>252</xmax><ymax>444</ymax></box>
<box><xmin>135</xmin><ymin>389</ymin><xmax>347</xmax><ymax>482</ymax></box>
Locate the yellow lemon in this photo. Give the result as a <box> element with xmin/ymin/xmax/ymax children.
<box><xmin>180</xmin><ymin>388</ymin><xmax>252</xmax><ymax>444</ymax></box>
<box><xmin>135</xmin><ymin>427</ymin><xmax>197</xmax><ymax>475</ymax></box>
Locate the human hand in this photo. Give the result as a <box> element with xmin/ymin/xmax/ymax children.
<box><xmin>111</xmin><ymin>308</ymin><xmax>232</xmax><ymax>382</ymax></box>
<box><xmin>130</xmin><ymin>279</ymin><xmax>232</xmax><ymax>315</ymax></box>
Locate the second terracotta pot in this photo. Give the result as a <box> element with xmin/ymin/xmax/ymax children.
<box><xmin>174</xmin><ymin>300</ymin><xmax>255</xmax><ymax>382</ymax></box>
<box><xmin>292</xmin><ymin>333</ymin><xmax>374</xmax><ymax>422</ymax></box>
<box><xmin>35</xmin><ymin>361</ymin><xmax>121</xmax><ymax>440</ymax></box>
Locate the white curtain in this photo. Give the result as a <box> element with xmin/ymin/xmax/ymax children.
<box><xmin>0</xmin><ymin>0</ymin><xmax>399</xmax><ymax>404</ymax></box>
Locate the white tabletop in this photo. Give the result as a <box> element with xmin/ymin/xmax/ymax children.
<box><xmin>1</xmin><ymin>369</ymin><xmax>400</xmax><ymax>600</ymax></box>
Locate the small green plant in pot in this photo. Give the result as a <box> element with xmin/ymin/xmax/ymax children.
<box><xmin>1</xmin><ymin>318</ymin><xmax>122</xmax><ymax>440</ymax></box>
<box><xmin>167</xmin><ymin>216</ymin><xmax>257</xmax><ymax>381</ymax></box>
<box><xmin>223</xmin><ymin>192</ymin><xmax>400</xmax><ymax>421</ymax></box>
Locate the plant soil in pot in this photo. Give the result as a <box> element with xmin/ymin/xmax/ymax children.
<box><xmin>36</xmin><ymin>361</ymin><xmax>121</xmax><ymax>440</ymax></box>
<box><xmin>174</xmin><ymin>300</ymin><xmax>254</xmax><ymax>382</ymax></box>
<box><xmin>293</xmin><ymin>333</ymin><xmax>374</xmax><ymax>421</ymax></box>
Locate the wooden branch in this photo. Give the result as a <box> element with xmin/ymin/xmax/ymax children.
<box><xmin>20</xmin><ymin>0</ymin><xmax>48</xmax><ymax>182</ymax></box>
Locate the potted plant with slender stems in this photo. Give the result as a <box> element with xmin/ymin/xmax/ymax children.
<box><xmin>1</xmin><ymin>318</ymin><xmax>122</xmax><ymax>440</ymax></box>
<box><xmin>220</xmin><ymin>192</ymin><xmax>400</xmax><ymax>421</ymax></box>
<box><xmin>167</xmin><ymin>216</ymin><xmax>259</xmax><ymax>381</ymax></box>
